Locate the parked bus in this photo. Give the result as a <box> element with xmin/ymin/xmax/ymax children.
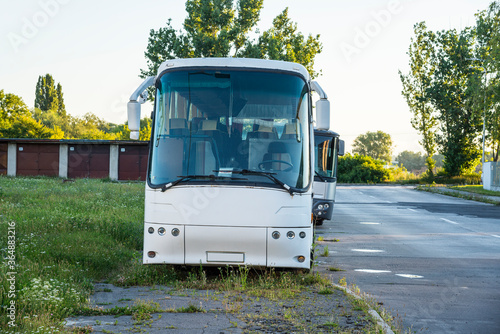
<box><xmin>127</xmin><ymin>58</ymin><xmax>331</xmax><ymax>269</ymax></box>
<box><xmin>313</xmin><ymin>130</ymin><xmax>344</xmax><ymax>225</ymax></box>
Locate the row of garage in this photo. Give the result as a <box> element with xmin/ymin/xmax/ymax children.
<box><xmin>0</xmin><ymin>139</ymin><xmax>149</xmax><ymax>181</ymax></box>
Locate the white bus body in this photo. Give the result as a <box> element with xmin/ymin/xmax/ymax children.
<box><xmin>127</xmin><ymin>58</ymin><xmax>331</xmax><ymax>269</ymax></box>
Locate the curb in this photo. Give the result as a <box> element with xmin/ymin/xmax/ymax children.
<box><xmin>332</xmin><ymin>283</ymin><xmax>395</xmax><ymax>334</ymax></box>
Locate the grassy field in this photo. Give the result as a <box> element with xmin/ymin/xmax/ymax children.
<box><xmin>0</xmin><ymin>177</ymin><xmax>147</xmax><ymax>332</ymax></box>
<box><xmin>1</xmin><ymin>176</ymin><xmax>385</xmax><ymax>333</ymax></box>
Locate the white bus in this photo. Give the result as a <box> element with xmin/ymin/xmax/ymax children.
<box><xmin>127</xmin><ymin>58</ymin><xmax>331</xmax><ymax>269</ymax></box>
<box><xmin>313</xmin><ymin>130</ymin><xmax>344</xmax><ymax>225</ymax></box>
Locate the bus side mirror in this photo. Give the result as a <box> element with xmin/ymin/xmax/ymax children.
<box><xmin>316</xmin><ymin>99</ymin><xmax>330</xmax><ymax>131</ymax></box>
<box><xmin>127</xmin><ymin>101</ymin><xmax>141</xmax><ymax>140</ymax></box>
<box><xmin>338</xmin><ymin>139</ymin><xmax>345</xmax><ymax>156</ymax></box>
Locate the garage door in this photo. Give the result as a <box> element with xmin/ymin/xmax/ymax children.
<box><xmin>68</xmin><ymin>144</ymin><xmax>109</xmax><ymax>178</ymax></box>
<box><xmin>118</xmin><ymin>145</ymin><xmax>148</xmax><ymax>180</ymax></box>
<box><xmin>0</xmin><ymin>143</ymin><xmax>7</xmax><ymax>175</ymax></box>
<box><xmin>16</xmin><ymin>143</ymin><xmax>59</xmax><ymax>176</ymax></box>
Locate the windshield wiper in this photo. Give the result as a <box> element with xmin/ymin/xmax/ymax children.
<box><xmin>161</xmin><ymin>174</ymin><xmax>246</xmax><ymax>192</ymax></box>
<box><xmin>231</xmin><ymin>169</ymin><xmax>295</xmax><ymax>196</ymax></box>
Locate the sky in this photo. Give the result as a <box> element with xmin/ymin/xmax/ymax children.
<box><xmin>0</xmin><ymin>0</ymin><xmax>494</xmax><ymax>154</ymax></box>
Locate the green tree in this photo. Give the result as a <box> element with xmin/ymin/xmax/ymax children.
<box><xmin>141</xmin><ymin>0</ymin><xmax>322</xmax><ymax>84</ymax></box>
<box><xmin>5</xmin><ymin>114</ymin><xmax>64</xmax><ymax>139</ymax></box>
<box><xmin>352</xmin><ymin>131</ymin><xmax>393</xmax><ymax>162</ymax></box>
<box><xmin>115</xmin><ymin>117</ymin><xmax>152</xmax><ymax>141</ymax></box>
<box><xmin>66</xmin><ymin>113</ymin><xmax>117</xmax><ymax>140</ymax></box>
<box><xmin>396</xmin><ymin>150</ymin><xmax>426</xmax><ymax>172</ymax></box>
<box><xmin>35</xmin><ymin>74</ymin><xmax>62</xmax><ymax>113</ymax></box>
<box><xmin>428</xmin><ymin>28</ymin><xmax>482</xmax><ymax>175</ymax></box>
<box><xmin>0</xmin><ymin>90</ymin><xmax>62</xmax><ymax>139</ymax></box>
<box><xmin>475</xmin><ymin>1</ymin><xmax>500</xmax><ymax>162</ymax></box>
<box><xmin>240</xmin><ymin>8</ymin><xmax>323</xmax><ymax>78</ymax></box>
<box><xmin>399</xmin><ymin>22</ymin><xmax>438</xmax><ymax>174</ymax></box>
<box><xmin>34</xmin><ymin>74</ymin><xmax>69</xmax><ymax>134</ymax></box>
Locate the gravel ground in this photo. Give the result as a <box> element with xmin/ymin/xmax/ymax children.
<box><xmin>65</xmin><ymin>282</ymin><xmax>376</xmax><ymax>333</ymax></box>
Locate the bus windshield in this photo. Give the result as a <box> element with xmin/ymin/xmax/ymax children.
<box><xmin>149</xmin><ymin>69</ymin><xmax>311</xmax><ymax>191</ymax></box>
<box><xmin>314</xmin><ymin>134</ymin><xmax>338</xmax><ymax>179</ymax></box>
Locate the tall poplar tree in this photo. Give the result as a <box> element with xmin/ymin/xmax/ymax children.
<box><xmin>399</xmin><ymin>22</ymin><xmax>438</xmax><ymax>175</ymax></box>
<box><xmin>35</xmin><ymin>74</ymin><xmax>60</xmax><ymax>113</ymax></box>
<box><xmin>34</xmin><ymin>74</ymin><xmax>69</xmax><ymax>134</ymax></box>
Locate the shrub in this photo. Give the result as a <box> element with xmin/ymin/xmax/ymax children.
<box><xmin>338</xmin><ymin>154</ymin><xmax>390</xmax><ymax>183</ymax></box>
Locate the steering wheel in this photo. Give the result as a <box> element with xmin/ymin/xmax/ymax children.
<box><xmin>258</xmin><ymin>160</ymin><xmax>294</xmax><ymax>172</ymax></box>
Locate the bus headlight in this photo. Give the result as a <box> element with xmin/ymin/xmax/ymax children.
<box><xmin>299</xmin><ymin>231</ymin><xmax>306</xmax><ymax>239</ymax></box>
<box><xmin>171</xmin><ymin>228</ymin><xmax>180</xmax><ymax>236</ymax></box>
<box><xmin>158</xmin><ymin>227</ymin><xmax>166</xmax><ymax>236</ymax></box>
<box><xmin>272</xmin><ymin>231</ymin><xmax>280</xmax><ymax>239</ymax></box>
<box><xmin>148</xmin><ymin>227</ymin><xmax>154</xmax><ymax>234</ymax></box>
<box><xmin>318</xmin><ymin>204</ymin><xmax>324</xmax><ymax>210</ymax></box>
<box><xmin>324</xmin><ymin>203</ymin><xmax>329</xmax><ymax>209</ymax></box>
<box><xmin>147</xmin><ymin>251</ymin><xmax>156</xmax><ymax>258</ymax></box>
<box><xmin>287</xmin><ymin>231</ymin><xmax>295</xmax><ymax>239</ymax></box>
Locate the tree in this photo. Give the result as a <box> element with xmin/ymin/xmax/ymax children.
<box><xmin>34</xmin><ymin>74</ymin><xmax>69</xmax><ymax>133</ymax></box>
<box><xmin>35</xmin><ymin>74</ymin><xmax>64</xmax><ymax>114</ymax></box>
<box><xmin>240</xmin><ymin>8</ymin><xmax>323</xmax><ymax>78</ymax></box>
<box><xmin>66</xmin><ymin>113</ymin><xmax>117</xmax><ymax>140</ymax></box>
<box><xmin>399</xmin><ymin>22</ymin><xmax>438</xmax><ymax>174</ymax></box>
<box><xmin>0</xmin><ymin>90</ymin><xmax>62</xmax><ymax>139</ymax></box>
<box><xmin>115</xmin><ymin>117</ymin><xmax>152</xmax><ymax>141</ymax></box>
<box><xmin>396</xmin><ymin>151</ymin><xmax>426</xmax><ymax>172</ymax></box>
<box><xmin>475</xmin><ymin>1</ymin><xmax>500</xmax><ymax>162</ymax></box>
<box><xmin>140</xmin><ymin>0</ymin><xmax>322</xmax><ymax>85</ymax></box>
<box><xmin>428</xmin><ymin>28</ymin><xmax>482</xmax><ymax>175</ymax></box>
<box><xmin>352</xmin><ymin>131</ymin><xmax>393</xmax><ymax>162</ymax></box>
<box><xmin>5</xmin><ymin>114</ymin><xmax>64</xmax><ymax>139</ymax></box>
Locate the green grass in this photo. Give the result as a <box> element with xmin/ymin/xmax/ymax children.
<box><xmin>449</xmin><ymin>185</ymin><xmax>500</xmax><ymax>197</ymax></box>
<box><xmin>0</xmin><ymin>176</ymin><xmax>144</xmax><ymax>332</ymax></box>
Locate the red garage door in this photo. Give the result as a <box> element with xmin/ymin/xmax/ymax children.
<box><xmin>68</xmin><ymin>144</ymin><xmax>109</xmax><ymax>179</ymax></box>
<box><xmin>17</xmin><ymin>144</ymin><xmax>59</xmax><ymax>176</ymax></box>
<box><xmin>0</xmin><ymin>143</ymin><xmax>7</xmax><ymax>175</ymax></box>
<box><xmin>118</xmin><ymin>145</ymin><xmax>148</xmax><ymax>181</ymax></box>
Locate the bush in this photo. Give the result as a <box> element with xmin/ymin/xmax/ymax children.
<box><xmin>338</xmin><ymin>154</ymin><xmax>390</xmax><ymax>183</ymax></box>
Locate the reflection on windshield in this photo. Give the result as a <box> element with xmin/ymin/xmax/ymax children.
<box><xmin>149</xmin><ymin>70</ymin><xmax>310</xmax><ymax>191</ymax></box>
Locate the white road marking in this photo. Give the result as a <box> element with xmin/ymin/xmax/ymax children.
<box><xmin>441</xmin><ymin>218</ymin><xmax>459</xmax><ymax>225</ymax></box>
<box><xmin>396</xmin><ymin>274</ymin><xmax>424</xmax><ymax>279</ymax></box>
<box><xmin>491</xmin><ymin>235</ymin><xmax>500</xmax><ymax>238</ymax></box>
<box><xmin>407</xmin><ymin>208</ymin><xmax>417</xmax><ymax>212</ymax></box>
<box><xmin>351</xmin><ymin>249</ymin><xmax>385</xmax><ymax>253</ymax></box>
<box><xmin>360</xmin><ymin>222</ymin><xmax>381</xmax><ymax>225</ymax></box>
<box><xmin>354</xmin><ymin>269</ymin><xmax>391</xmax><ymax>274</ymax></box>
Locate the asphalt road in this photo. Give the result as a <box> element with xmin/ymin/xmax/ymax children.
<box><xmin>317</xmin><ymin>185</ymin><xmax>500</xmax><ymax>334</ymax></box>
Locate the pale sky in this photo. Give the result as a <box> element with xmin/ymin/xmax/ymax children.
<box><xmin>0</xmin><ymin>0</ymin><xmax>493</xmax><ymax>154</ymax></box>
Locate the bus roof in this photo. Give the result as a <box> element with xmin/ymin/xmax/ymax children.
<box><xmin>157</xmin><ymin>58</ymin><xmax>310</xmax><ymax>81</ymax></box>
